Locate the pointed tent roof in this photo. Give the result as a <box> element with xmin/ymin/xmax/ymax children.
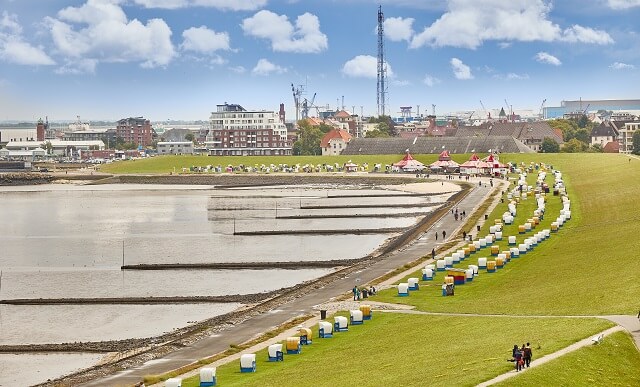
<box><xmin>460</xmin><ymin>153</ymin><xmax>482</xmax><ymax>168</ymax></box>
<box><xmin>393</xmin><ymin>152</ymin><xmax>425</xmax><ymax>169</ymax></box>
<box><xmin>499</xmin><ymin>107</ymin><xmax>506</xmax><ymax>117</ymax></box>
<box><xmin>438</xmin><ymin>150</ymin><xmax>451</xmax><ymax>161</ymax></box>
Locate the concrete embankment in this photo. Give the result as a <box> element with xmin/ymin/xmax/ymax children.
<box><xmin>0</xmin><ymin>172</ymin><xmax>53</xmax><ymax>186</ymax></box>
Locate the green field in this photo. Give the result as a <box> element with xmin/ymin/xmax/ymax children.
<box><xmin>374</xmin><ymin>153</ymin><xmax>640</xmax><ymax>315</ymax></box>
<box><xmin>179</xmin><ymin>313</ymin><xmax>613</xmax><ymax>387</ymax></box>
<box><xmin>495</xmin><ymin>330</ymin><xmax>640</xmax><ymax>386</ymax></box>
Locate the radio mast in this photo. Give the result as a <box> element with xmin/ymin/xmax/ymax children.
<box><xmin>377</xmin><ymin>6</ymin><xmax>387</xmax><ymax>117</ymax></box>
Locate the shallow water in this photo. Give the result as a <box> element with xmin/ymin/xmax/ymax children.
<box><xmin>0</xmin><ymin>182</ymin><xmax>450</xmax><ymax>385</ymax></box>
<box><xmin>0</xmin><ymin>353</ymin><xmax>105</xmax><ymax>387</ymax></box>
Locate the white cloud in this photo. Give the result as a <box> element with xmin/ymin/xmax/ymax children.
<box><xmin>341</xmin><ymin>55</ymin><xmax>394</xmax><ymax>78</ymax></box>
<box><xmin>535</xmin><ymin>51</ymin><xmax>561</xmax><ymax>66</ymax></box>
<box><xmin>410</xmin><ymin>0</ymin><xmax>612</xmax><ymax>49</ymax></box>
<box><xmin>229</xmin><ymin>65</ymin><xmax>246</xmax><ymax>73</ymax></box>
<box><xmin>498</xmin><ymin>42</ymin><xmax>511</xmax><ymax>49</ymax></box>
<box><xmin>0</xmin><ymin>39</ymin><xmax>56</xmax><ymax>66</ymax></box>
<box><xmin>132</xmin><ymin>0</ymin><xmax>267</xmax><ymax>11</ymax></box>
<box><xmin>252</xmin><ymin>58</ymin><xmax>286</xmax><ymax>75</ymax></box>
<box><xmin>607</xmin><ymin>0</ymin><xmax>640</xmax><ymax>9</ymax></box>
<box><xmin>1</xmin><ymin>11</ymin><xmax>22</xmax><ymax>34</ymax></box>
<box><xmin>423</xmin><ymin>74</ymin><xmax>441</xmax><ymax>87</ymax></box>
<box><xmin>609</xmin><ymin>62</ymin><xmax>635</xmax><ymax>70</ymax></box>
<box><xmin>241</xmin><ymin>10</ymin><xmax>328</xmax><ymax>53</ymax></box>
<box><xmin>384</xmin><ymin>17</ymin><xmax>414</xmax><ymax>42</ymax></box>
<box><xmin>55</xmin><ymin>58</ymin><xmax>98</xmax><ymax>74</ymax></box>
<box><xmin>562</xmin><ymin>25</ymin><xmax>613</xmax><ymax>44</ymax></box>
<box><xmin>391</xmin><ymin>79</ymin><xmax>410</xmax><ymax>86</ymax></box>
<box><xmin>450</xmin><ymin>58</ymin><xmax>473</xmax><ymax>79</ymax></box>
<box><xmin>46</xmin><ymin>0</ymin><xmax>175</xmax><ymax>71</ymax></box>
<box><xmin>181</xmin><ymin>26</ymin><xmax>230</xmax><ymax>53</ymax></box>
<box><xmin>0</xmin><ymin>11</ymin><xmax>55</xmax><ymax>66</ymax></box>
<box><xmin>493</xmin><ymin>72</ymin><xmax>529</xmax><ymax>80</ymax></box>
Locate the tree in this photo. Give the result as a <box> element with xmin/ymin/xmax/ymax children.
<box><xmin>590</xmin><ymin>143</ymin><xmax>603</xmax><ymax>153</ymax></box>
<box><xmin>40</xmin><ymin>141</ymin><xmax>53</xmax><ymax>155</ymax></box>
<box><xmin>318</xmin><ymin>123</ymin><xmax>333</xmax><ymax>133</ymax></box>
<box><xmin>365</xmin><ymin>129</ymin><xmax>390</xmax><ymax>138</ymax></box>
<box><xmin>573</xmin><ymin>128</ymin><xmax>591</xmax><ymax>144</ymax></box>
<box><xmin>184</xmin><ymin>132</ymin><xmax>195</xmax><ymax>143</ymax></box>
<box><xmin>562</xmin><ymin>138</ymin><xmax>588</xmax><ymax>153</ymax></box>
<box><xmin>540</xmin><ymin>137</ymin><xmax>560</xmax><ymax>153</ymax></box>
<box><xmin>548</xmin><ymin>119</ymin><xmax>578</xmax><ymax>141</ymax></box>
<box><xmin>633</xmin><ymin>131</ymin><xmax>640</xmax><ymax>155</ymax></box>
<box><xmin>293</xmin><ymin>120</ymin><xmax>323</xmax><ymax>155</ymax></box>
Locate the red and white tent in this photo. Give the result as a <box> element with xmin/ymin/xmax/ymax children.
<box><xmin>429</xmin><ymin>150</ymin><xmax>460</xmax><ymax>172</ymax></box>
<box><xmin>483</xmin><ymin>154</ymin><xmax>508</xmax><ymax>176</ymax></box>
<box><xmin>393</xmin><ymin>153</ymin><xmax>425</xmax><ymax>172</ymax></box>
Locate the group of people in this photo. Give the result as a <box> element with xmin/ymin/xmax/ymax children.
<box><xmin>511</xmin><ymin>343</ymin><xmax>533</xmax><ymax>371</ymax></box>
<box><xmin>452</xmin><ymin>207</ymin><xmax>466</xmax><ymax>221</ymax></box>
<box><xmin>352</xmin><ymin>285</ymin><xmax>376</xmax><ymax>301</ymax></box>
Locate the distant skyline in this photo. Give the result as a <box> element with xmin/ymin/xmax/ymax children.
<box><xmin>0</xmin><ymin>0</ymin><xmax>639</xmax><ymax>121</ymax></box>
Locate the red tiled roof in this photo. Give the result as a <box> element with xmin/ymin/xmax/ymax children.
<box><xmin>335</xmin><ymin>110</ymin><xmax>351</xmax><ymax>118</ymax></box>
<box><xmin>320</xmin><ymin>128</ymin><xmax>352</xmax><ymax>148</ymax></box>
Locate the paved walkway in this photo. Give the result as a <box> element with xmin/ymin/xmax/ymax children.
<box><xmin>82</xmin><ymin>181</ymin><xmax>497</xmax><ymax>386</ymax></box>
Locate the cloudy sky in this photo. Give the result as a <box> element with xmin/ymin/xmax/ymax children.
<box><xmin>0</xmin><ymin>0</ymin><xmax>638</xmax><ymax>121</ymax></box>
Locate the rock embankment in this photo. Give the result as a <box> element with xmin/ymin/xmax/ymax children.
<box><xmin>0</xmin><ymin>172</ymin><xmax>53</xmax><ymax>186</ymax></box>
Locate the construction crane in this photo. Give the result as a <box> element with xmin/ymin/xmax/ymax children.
<box><xmin>291</xmin><ymin>83</ymin><xmax>303</xmax><ymax>124</ymax></box>
<box><xmin>301</xmin><ymin>92</ymin><xmax>316</xmax><ymax>119</ymax></box>
<box><xmin>480</xmin><ymin>100</ymin><xmax>489</xmax><ymax>119</ymax></box>
<box><xmin>538</xmin><ymin>99</ymin><xmax>546</xmax><ymax>120</ymax></box>
<box><xmin>504</xmin><ymin>99</ymin><xmax>512</xmax><ymax>121</ymax></box>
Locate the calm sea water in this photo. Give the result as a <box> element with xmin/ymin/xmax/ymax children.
<box><xmin>0</xmin><ymin>182</ymin><xmax>453</xmax><ymax>385</ymax></box>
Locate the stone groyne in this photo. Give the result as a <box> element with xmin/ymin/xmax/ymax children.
<box><xmin>0</xmin><ymin>172</ymin><xmax>53</xmax><ymax>186</ymax></box>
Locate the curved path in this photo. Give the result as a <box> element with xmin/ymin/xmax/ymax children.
<box><xmin>78</xmin><ymin>181</ymin><xmax>495</xmax><ymax>386</ymax></box>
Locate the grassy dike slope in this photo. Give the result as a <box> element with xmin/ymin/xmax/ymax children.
<box><xmin>495</xmin><ymin>330</ymin><xmax>640</xmax><ymax>386</ymax></box>
<box><xmin>375</xmin><ymin>153</ymin><xmax>640</xmax><ymax>315</ymax></box>
<box><xmin>180</xmin><ymin>314</ymin><xmax>612</xmax><ymax>387</ymax></box>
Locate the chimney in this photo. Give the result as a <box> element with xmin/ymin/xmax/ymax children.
<box><xmin>279</xmin><ymin>103</ymin><xmax>286</xmax><ymax>124</ymax></box>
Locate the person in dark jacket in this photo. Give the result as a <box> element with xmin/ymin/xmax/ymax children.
<box><xmin>523</xmin><ymin>342</ymin><xmax>533</xmax><ymax>368</ymax></box>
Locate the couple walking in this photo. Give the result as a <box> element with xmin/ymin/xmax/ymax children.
<box><xmin>511</xmin><ymin>343</ymin><xmax>533</xmax><ymax>371</ymax></box>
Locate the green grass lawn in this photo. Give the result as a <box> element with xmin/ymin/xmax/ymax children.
<box><xmin>374</xmin><ymin>153</ymin><xmax>640</xmax><ymax>315</ymax></box>
<box><xmin>98</xmin><ymin>154</ymin><xmax>478</xmax><ymax>174</ymax></box>
<box><xmin>179</xmin><ymin>313</ymin><xmax>613</xmax><ymax>387</ymax></box>
<box><xmin>494</xmin><ymin>330</ymin><xmax>640</xmax><ymax>386</ymax></box>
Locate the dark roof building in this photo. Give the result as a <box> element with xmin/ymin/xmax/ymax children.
<box><xmin>341</xmin><ymin>136</ymin><xmax>534</xmax><ymax>155</ymax></box>
<box><xmin>451</xmin><ymin>122</ymin><xmax>563</xmax><ymax>152</ymax></box>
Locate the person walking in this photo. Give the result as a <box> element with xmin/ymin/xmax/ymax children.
<box><xmin>442</xmin><ymin>230</ymin><xmax>446</xmax><ymax>240</ymax></box>
<box><xmin>462</xmin><ymin>230</ymin><xmax>467</xmax><ymax>240</ymax></box>
<box><xmin>432</xmin><ymin>248</ymin><xmax>436</xmax><ymax>260</ymax></box>
<box><xmin>435</xmin><ymin>231</ymin><xmax>438</xmax><ymax>241</ymax></box>
<box><xmin>352</xmin><ymin>286</ymin><xmax>358</xmax><ymax>301</ymax></box>
<box><xmin>523</xmin><ymin>342</ymin><xmax>533</xmax><ymax>368</ymax></box>
<box><xmin>514</xmin><ymin>346</ymin><xmax>523</xmax><ymax>372</ymax></box>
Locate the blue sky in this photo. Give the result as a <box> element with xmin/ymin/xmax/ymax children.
<box><xmin>0</xmin><ymin>0</ymin><xmax>638</xmax><ymax>121</ymax></box>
